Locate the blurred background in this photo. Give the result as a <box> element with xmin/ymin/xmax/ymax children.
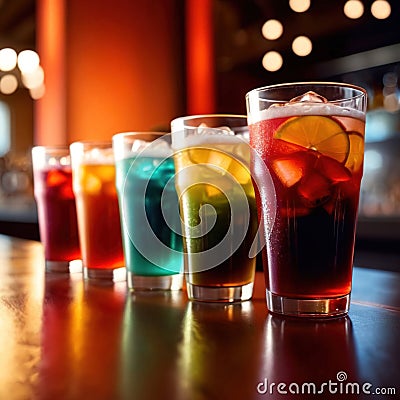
<box><xmin>0</xmin><ymin>0</ymin><xmax>399</xmax><ymax>269</ymax></box>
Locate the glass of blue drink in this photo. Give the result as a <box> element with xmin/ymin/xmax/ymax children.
<box><xmin>112</xmin><ymin>132</ymin><xmax>183</xmax><ymax>291</ymax></box>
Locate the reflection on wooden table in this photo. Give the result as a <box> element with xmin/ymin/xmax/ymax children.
<box><xmin>0</xmin><ymin>235</ymin><xmax>399</xmax><ymax>399</ymax></box>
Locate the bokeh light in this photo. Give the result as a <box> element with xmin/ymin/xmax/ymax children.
<box><xmin>262</xmin><ymin>51</ymin><xmax>283</xmax><ymax>72</ymax></box>
<box><xmin>289</xmin><ymin>0</ymin><xmax>311</xmax><ymax>13</ymax></box>
<box><xmin>0</xmin><ymin>74</ymin><xmax>19</xmax><ymax>95</ymax></box>
<box><xmin>0</xmin><ymin>47</ymin><xmax>43</xmax><ymax>99</ymax></box>
<box><xmin>262</xmin><ymin>19</ymin><xmax>283</xmax><ymax>40</ymax></box>
<box><xmin>371</xmin><ymin>0</ymin><xmax>391</xmax><ymax>19</ymax></box>
<box><xmin>17</xmin><ymin>50</ymin><xmax>40</xmax><ymax>74</ymax></box>
<box><xmin>344</xmin><ymin>0</ymin><xmax>364</xmax><ymax>19</ymax></box>
<box><xmin>21</xmin><ymin>65</ymin><xmax>45</xmax><ymax>89</ymax></box>
<box><xmin>0</xmin><ymin>48</ymin><xmax>17</xmax><ymax>72</ymax></box>
<box><xmin>29</xmin><ymin>84</ymin><xmax>46</xmax><ymax>100</ymax></box>
<box><xmin>292</xmin><ymin>35</ymin><xmax>313</xmax><ymax>56</ymax></box>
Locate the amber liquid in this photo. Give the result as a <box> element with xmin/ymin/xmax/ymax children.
<box><xmin>250</xmin><ymin>114</ymin><xmax>365</xmax><ymax>298</ymax></box>
<box><xmin>74</xmin><ymin>164</ymin><xmax>124</xmax><ymax>270</ymax></box>
<box><xmin>174</xmin><ymin>143</ymin><xmax>257</xmax><ymax>287</ymax></box>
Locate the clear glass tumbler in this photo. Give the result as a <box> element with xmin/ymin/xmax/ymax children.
<box><xmin>171</xmin><ymin>114</ymin><xmax>259</xmax><ymax>302</ymax></box>
<box><xmin>70</xmin><ymin>141</ymin><xmax>125</xmax><ymax>281</ymax></box>
<box><xmin>246</xmin><ymin>82</ymin><xmax>367</xmax><ymax>317</ymax></box>
<box><xmin>113</xmin><ymin>132</ymin><xmax>183</xmax><ymax>291</ymax></box>
<box><xmin>32</xmin><ymin>146</ymin><xmax>81</xmax><ymax>272</ymax></box>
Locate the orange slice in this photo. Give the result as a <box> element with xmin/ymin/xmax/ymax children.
<box><xmin>344</xmin><ymin>131</ymin><xmax>364</xmax><ymax>172</ymax></box>
<box><xmin>184</xmin><ymin>147</ymin><xmax>250</xmax><ymax>184</ymax></box>
<box><xmin>185</xmin><ymin>147</ymin><xmax>232</xmax><ymax>169</ymax></box>
<box><xmin>274</xmin><ymin>116</ymin><xmax>350</xmax><ymax>163</ymax></box>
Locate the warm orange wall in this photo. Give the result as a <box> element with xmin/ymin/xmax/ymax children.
<box><xmin>35</xmin><ymin>0</ymin><xmax>66</xmax><ymax>146</ymax></box>
<box><xmin>185</xmin><ymin>0</ymin><xmax>216</xmax><ymax>114</ymax></box>
<box><xmin>35</xmin><ymin>0</ymin><xmax>185</xmax><ymax>145</ymax></box>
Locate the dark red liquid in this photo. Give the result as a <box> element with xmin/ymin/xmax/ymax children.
<box><xmin>34</xmin><ymin>168</ymin><xmax>81</xmax><ymax>262</ymax></box>
<box><xmin>250</xmin><ymin>115</ymin><xmax>364</xmax><ymax>298</ymax></box>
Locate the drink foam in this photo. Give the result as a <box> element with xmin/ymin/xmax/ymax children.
<box><xmin>248</xmin><ymin>103</ymin><xmax>365</xmax><ymax>125</ymax></box>
<box><xmin>172</xmin><ymin>132</ymin><xmax>248</xmax><ymax>150</ymax></box>
<box><xmin>82</xmin><ymin>148</ymin><xmax>115</xmax><ymax>165</ymax></box>
<box><xmin>131</xmin><ymin>139</ymin><xmax>172</xmax><ymax>158</ymax></box>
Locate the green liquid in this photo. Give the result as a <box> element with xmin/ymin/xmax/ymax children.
<box><xmin>116</xmin><ymin>156</ymin><xmax>183</xmax><ymax>276</ymax></box>
<box><xmin>180</xmin><ymin>184</ymin><xmax>258</xmax><ymax>286</ymax></box>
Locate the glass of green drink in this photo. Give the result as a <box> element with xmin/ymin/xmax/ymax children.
<box><xmin>112</xmin><ymin>132</ymin><xmax>183</xmax><ymax>291</ymax></box>
<box><xmin>171</xmin><ymin>115</ymin><xmax>259</xmax><ymax>302</ymax></box>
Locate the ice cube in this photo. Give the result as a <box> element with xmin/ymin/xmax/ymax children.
<box><xmin>47</xmin><ymin>169</ymin><xmax>67</xmax><ymax>187</ymax></box>
<box><xmin>96</xmin><ymin>165</ymin><xmax>115</xmax><ymax>183</ymax></box>
<box><xmin>272</xmin><ymin>157</ymin><xmax>304</xmax><ymax>187</ymax></box>
<box><xmin>298</xmin><ymin>172</ymin><xmax>331</xmax><ymax>206</ymax></box>
<box><xmin>317</xmin><ymin>156</ymin><xmax>351</xmax><ymax>183</ymax></box>
<box><xmin>60</xmin><ymin>156</ymin><xmax>70</xmax><ymax>166</ymax></box>
<box><xmin>60</xmin><ymin>184</ymin><xmax>75</xmax><ymax>199</ymax></box>
<box><xmin>85</xmin><ymin>148</ymin><xmax>115</xmax><ymax>164</ymax></box>
<box><xmin>289</xmin><ymin>91</ymin><xmax>328</xmax><ymax>104</ymax></box>
<box><xmin>148</xmin><ymin>139</ymin><xmax>172</xmax><ymax>157</ymax></box>
<box><xmin>135</xmin><ymin>138</ymin><xmax>172</xmax><ymax>158</ymax></box>
<box><xmin>84</xmin><ymin>173</ymin><xmax>102</xmax><ymax>194</ymax></box>
<box><xmin>131</xmin><ymin>139</ymin><xmax>150</xmax><ymax>154</ymax></box>
<box><xmin>232</xmin><ymin>142</ymin><xmax>250</xmax><ymax>165</ymax></box>
<box><xmin>197</xmin><ymin>123</ymin><xmax>235</xmax><ymax>136</ymax></box>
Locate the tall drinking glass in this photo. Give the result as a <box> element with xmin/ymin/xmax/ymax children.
<box><xmin>246</xmin><ymin>82</ymin><xmax>367</xmax><ymax>317</ymax></box>
<box><xmin>32</xmin><ymin>146</ymin><xmax>81</xmax><ymax>272</ymax></box>
<box><xmin>171</xmin><ymin>115</ymin><xmax>258</xmax><ymax>302</ymax></box>
<box><xmin>70</xmin><ymin>141</ymin><xmax>125</xmax><ymax>281</ymax></box>
<box><xmin>113</xmin><ymin>132</ymin><xmax>183</xmax><ymax>291</ymax></box>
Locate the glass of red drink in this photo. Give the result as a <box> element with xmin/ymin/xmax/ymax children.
<box><xmin>32</xmin><ymin>146</ymin><xmax>81</xmax><ymax>272</ymax></box>
<box><xmin>70</xmin><ymin>141</ymin><xmax>125</xmax><ymax>281</ymax></box>
<box><xmin>246</xmin><ymin>82</ymin><xmax>367</xmax><ymax>317</ymax></box>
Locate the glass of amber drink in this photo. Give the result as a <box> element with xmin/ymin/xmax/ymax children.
<box><xmin>70</xmin><ymin>141</ymin><xmax>125</xmax><ymax>281</ymax></box>
<box><xmin>246</xmin><ymin>83</ymin><xmax>367</xmax><ymax>317</ymax></box>
<box><xmin>171</xmin><ymin>115</ymin><xmax>258</xmax><ymax>302</ymax></box>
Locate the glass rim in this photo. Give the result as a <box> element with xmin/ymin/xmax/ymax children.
<box><xmin>171</xmin><ymin>114</ymin><xmax>248</xmax><ymax>135</ymax></box>
<box><xmin>171</xmin><ymin>113</ymin><xmax>247</xmax><ymax>125</ymax></box>
<box><xmin>32</xmin><ymin>145</ymin><xmax>70</xmax><ymax>152</ymax></box>
<box><xmin>172</xmin><ymin>113</ymin><xmax>247</xmax><ymax>121</ymax></box>
<box><xmin>112</xmin><ymin>131</ymin><xmax>168</xmax><ymax>141</ymax></box>
<box><xmin>31</xmin><ymin>146</ymin><xmax>71</xmax><ymax>168</ymax></box>
<box><xmin>245</xmin><ymin>81</ymin><xmax>367</xmax><ymax>103</ymax></box>
<box><xmin>31</xmin><ymin>145</ymin><xmax>71</xmax><ymax>159</ymax></box>
<box><xmin>69</xmin><ymin>140</ymin><xmax>113</xmax><ymax>150</ymax></box>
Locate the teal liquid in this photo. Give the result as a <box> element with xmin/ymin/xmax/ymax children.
<box><xmin>116</xmin><ymin>156</ymin><xmax>183</xmax><ymax>276</ymax></box>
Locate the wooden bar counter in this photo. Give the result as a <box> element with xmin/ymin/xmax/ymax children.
<box><xmin>0</xmin><ymin>235</ymin><xmax>399</xmax><ymax>399</ymax></box>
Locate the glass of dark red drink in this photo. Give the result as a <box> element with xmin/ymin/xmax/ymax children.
<box><xmin>246</xmin><ymin>82</ymin><xmax>367</xmax><ymax>317</ymax></box>
<box><xmin>32</xmin><ymin>146</ymin><xmax>81</xmax><ymax>272</ymax></box>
